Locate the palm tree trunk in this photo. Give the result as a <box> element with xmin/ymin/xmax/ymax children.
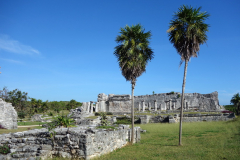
<box><xmin>179</xmin><ymin>59</ymin><xmax>188</xmax><ymax>146</ymax></box>
<box><xmin>131</xmin><ymin>81</ymin><xmax>135</xmax><ymax>144</ymax></box>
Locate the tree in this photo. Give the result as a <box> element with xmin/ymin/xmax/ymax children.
<box><xmin>0</xmin><ymin>87</ymin><xmax>9</xmax><ymax>101</ymax></box>
<box><xmin>42</xmin><ymin>100</ymin><xmax>49</xmax><ymax>113</ymax></box>
<box><xmin>67</xmin><ymin>99</ymin><xmax>77</xmax><ymax>110</ymax></box>
<box><xmin>230</xmin><ymin>93</ymin><xmax>240</xmax><ymax>115</ymax></box>
<box><xmin>51</xmin><ymin>101</ymin><xmax>60</xmax><ymax>113</ymax></box>
<box><xmin>114</xmin><ymin>24</ymin><xmax>154</xmax><ymax>144</ymax></box>
<box><xmin>5</xmin><ymin>89</ymin><xmax>28</xmax><ymax>111</ymax></box>
<box><xmin>167</xmin><ymin>5</ymin><xmax>209</xmax><ymax>146</ymax></box>
<box><xmin>36</xmin><ymin>99</ymin><xmax>43</xmax><ymax>112</ymax></box>
<box><xmin>30</xmin><ymin>98</ymin><xmax>37</xmax><ymax>114</ymax></box>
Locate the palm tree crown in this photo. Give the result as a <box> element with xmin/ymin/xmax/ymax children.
<box><xmin>114</xmin><ymin>24</ymin><xmax>154</xmax><ymax>83</ymax></box>
<box><xmin>167</xmin><ymin>5</ymin><xmax>209</xmax><ymax>64</ymax></box>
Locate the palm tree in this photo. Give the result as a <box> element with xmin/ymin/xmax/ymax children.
<box><xmin>230</xmin><ymin>93</ymin><xmax>240</xmax><ymax>115</ymax></box>
<box><xmin>114</xmin><ymin>24</ymin><xmax>154</xmax><ymax>144</ymax></box>
<box><xmin>167</xmin><ymin>5</ymin><xmax>210</xmax><ymax>146</ymax></box>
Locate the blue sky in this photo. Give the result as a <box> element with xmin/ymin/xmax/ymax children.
<box><xmin>0</xmin><ymin>0</ymin><xmax>239</xmax><ymax>105</ymax></box>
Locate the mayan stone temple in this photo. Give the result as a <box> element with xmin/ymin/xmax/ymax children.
<box><xmin>80</xmin><ymin>91</ymin><xmax>221</xmax><ymax>114</ymax></box>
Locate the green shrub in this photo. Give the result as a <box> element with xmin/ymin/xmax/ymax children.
<box><xmin>54</xmin><ymin>114</ymin><xmax>75</xmax><ymax>128</ymax></box>
<box><xmin>48</xmin><ymin>112</ymin><xmax>53</xmax><ymax>116</ymax></box>
<box><xmin>0</xmin><ymin>144</ymin><xmax>10</xmax><ymax>154</ymax></box>
<box><xmin>95</xmin><ymin>112</ymin><xmax>101</xmax><ymax>116</ymax></box>
<box><xmin>18</xmin><ymin>111</ymin><xmax>26</xmax><ymax>119</ymax></box>
<box><xmin>99</xmin><ymin>112</ymin><xmax>108</xmax><ymax>126</ymax></box>
<box><xmin>177</xmin><ymin>94</ymin><xmax>181</xmax><ymax>98</ymax></box>
<box><xmin>115</xmin><ymin>116</ymin><xmax>131</xmax><ymax>124</ymax></box>
<box><xmin>106</xmin><ymin>112</ymin><xmax>113</xmax><ymax>115</ymax></box>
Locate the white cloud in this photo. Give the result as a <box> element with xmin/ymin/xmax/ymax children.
<box><xmin>0</xmin><ymin>58</ymin><xmax>24</xmax><ymax>64</ymax></box>
<box><xmin>0</xmin><ymin>35</ymin><xmax>40</xmax><ymax>55</ymax></box>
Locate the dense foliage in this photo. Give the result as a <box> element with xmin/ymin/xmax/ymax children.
<box><xmin>0</xmin><ymin>87</ymin><xmax>82</xmax><ymax>118</ymax></box>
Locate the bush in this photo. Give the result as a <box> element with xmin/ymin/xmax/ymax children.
<box><xmin>177</xmin><ymin>94</ymin><xmax>181</xmax><ymax>98</ymax></box>
<box><xmin>54</xmin><ymin>114</ymin><xmax>75</xmax><ymax>128</ymax></box>
<box><xmin>48</xmin><ymin>112</ymin><xmax>53</xmax><ymax>116</ymax></box>
<box><xmin>115</xmin><ymin>116</ymin><xmax>131</xmax><ymax>124</ymax></box>
<box><xmin>95</xmin><ymin>112</ymin><xmax>101</xmax><ymax>116</ymax></box>
<box><xmin>106</xmin><ymin>112</ymin><xmax>113</xmax><ymax>115</ymax></box>
<box><xmin>0</xmin><ymin>144</ymin><xmax>10</xmax><ymax>154</ymax></box>
<box><xmin>18</xmin><ymin>111</ymin><xmax>26</xmax><ymax>119</ymax></box>
<box><xmin>166</xmin><ymin>91</ymin><xmax>175</xmax><ymax>95</ymax></box>
<box><xmin>99</xmin><ymin>112</ymin><xmax>108</xmax><ymax>126</ymax></box>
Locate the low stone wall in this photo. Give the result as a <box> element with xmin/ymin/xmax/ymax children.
<box><xmin>138</xmin><ymin>113</ymin><xmax>236</xmax><ymax>124</ymax></box>
<box><xmin>0</xmin><ymin>125</ymin><xmax>141</xmax><ymax>160</ymax></box>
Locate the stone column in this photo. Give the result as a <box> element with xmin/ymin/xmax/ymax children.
<box><xmin>148</xmin><ymin>102</ymin><xmax>151</xmax><ymax>110</ymax></box>
<box><xmin>138</xmin><ymin>102</ymin><xmax>141</xmax><ymax>112</ymax></box>
<box><xmin>173</xmin><ymin>102</ymin><xmax>176</xmax><ymax>110</ymax></box>
<box><xmin>95</xmin><ymin>102</ymin><xmax>99</xmax><ymax>112</ymax></box>
<box><xmin>86</xmin><ymin>102</ymin><xmax>90</xmax><ymax>112</ymax></box>
<box><xmin>169</xmin><ymin>99</ymin><xmax>172</xmax><ymax>110</ymax></box>
<box><xmin>186</xmin><ymin>102</ymin><xmax>188</xmax><ymax>110</ymax></box>
<box><xmin>82</xmin><ymin>102</ymin><xmax>86</xmax><ymax>111</ymax></box>
<box><xmin>90</xmin><ymin>101</ymin><xmax>93</xmax><ymax>113</ymax></box>
<box><xmin>142</xmin><ymin>101</ymin><xmax>145</xmax><ymax>112</ymax></box>
<box><xmin>154</xmin><ymin>100</ymin><xmax>157</xmax><ymax>111</ymax></box>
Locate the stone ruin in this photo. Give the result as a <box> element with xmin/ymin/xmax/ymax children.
<box><xmin>0</xmin><ymin>125</ymin><xmax>141</xmax><ymax>160</ymax></box>
<box><xmin>79</xmin><ymin>91</ymin><xmax>221</xmax><ymax>114</ymax></box>
<box><xmin>0</xmin><ymin>98</ymin><xmax>18</xmax><ymax>129</ymax></box>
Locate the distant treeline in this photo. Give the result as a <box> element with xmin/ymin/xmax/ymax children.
<box><xmin>0</xmin><ymin>87</ymin><xmax>82</xmax><ymax>117</ymax></box>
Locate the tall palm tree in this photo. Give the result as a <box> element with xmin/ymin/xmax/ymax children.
<box><xmin>167</xmin><ymin>5</ymin><xmax>210</xmax><ymax>146</ymax></box>
<box><xmin>114</xmin><ymin>24</ymin><xmax>154</xmax><ymax>144</ymax></box>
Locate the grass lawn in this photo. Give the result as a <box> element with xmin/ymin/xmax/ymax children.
<box><xmin>95</xmin><ymin>117</ymin><xmax>240</xmax><ymax>160</ymax></box>
<box><xmin>17</xmin><ymin>122</ymin><xmax>46</xmax><ymax>126</ymax></box>
<box><xmin>0</xmin><ymin>126</ymin><xmax>42</xmax><ymax>134</ymax></box>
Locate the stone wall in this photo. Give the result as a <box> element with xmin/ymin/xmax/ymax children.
<box><xmin>0</xmin><ymin>125</ymin><xmax>141</xmax><ymax>160</ymax></box>
<box><xmin>138</xmin><ymin>113</ymin><xmax>236</xmax><ymax>124</ymax></box>
<box><xmin>0</xmin><ymin>98</ymin><xmax>18</xmax><ymax>129</ymax></box>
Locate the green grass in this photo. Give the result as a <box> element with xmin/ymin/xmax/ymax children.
<box><xmin>95</xmin><ymin>117</ymin><xmax>240</xmax><ymax>160</ymax></box>
<box><xmin>87</xmin><ymin>116</ymin><xmax>98</xmax><ymax>119</ymax></box>
<box><xmin>0</xmin><ymin>126</ymin><xmax>42</xmax><ymax>134</ymax></box>
<box><xmin>17</xmin><ymin>122</ymin><xmax>46</xmax><ymax>126</ymax></box>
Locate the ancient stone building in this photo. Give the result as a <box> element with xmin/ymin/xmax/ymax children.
<box><xmin>0</xmin><ymin>98</ymin><xmax>18</xmax><ymax>129</ymax></box>
<box><xmin>82</xmin><ymin>91</ymin><xmax>220</xmax><ymax>113</ymax></box>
